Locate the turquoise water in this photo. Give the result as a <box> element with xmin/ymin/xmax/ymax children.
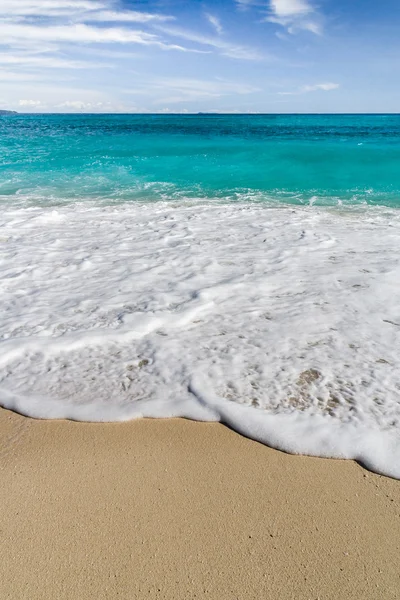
<box><xmin>1</xmin><ymin>113</ymin><xmax>400</xmax><ymax>206</ymax></box>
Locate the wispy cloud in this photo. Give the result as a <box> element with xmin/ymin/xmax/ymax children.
<box><xmin>0</xmin><ymin>53</ymin><xmax>110</xmax><ymax>69</ymax></box>
<box><xmin>0</xmin><ymin>0</ymin><xmax>173</xmax><ymax>22</ymax></box>
<box><xmin>84</xmin><ymin>10</ymin><xmax>175</xmax><ymax>23</ymax></box>
<box><xmin>235</xmin><ymin>0</ymin><xmax>263</xmax><ymax>10</ymax></box>
<box><xmin>0</xmin><ymin>0</ymin><xmax>206</xmax><ymax>59</ymax></box>
<box><xmin>279</xmin><ymin>82</ymin><xmax>340</xmax><ymax>95</ymax></box>
<box><xmin>265</xmin><ymin>0</ymin><xmax>322</xmax><ymax>35</ymax></box>
<box><xmin>124</xmin><ymin>77</ymin><xmax>260</xmax><ymax>104</ymax></box>
<box><xmin>1</xmin><ymin>23</ymin><xmax>167</xmax><ymax>47</ymax></box>
<box><xmin>205</xmin><ymin>13</ymin><xmax>223</xmax><ymax>35</ymax></box>
<box><xmin>155</xmin><ymin>24</ymin><xmax>265</xmax><ymax>60</ymax></box>
<box><xmin>0</xmin><ymin>0</ymin><xmax>104</xmax><ymax>17</ymax></box>
<box><xmin>234</xmin><ymin>0</ymin><xmax>322</xmax><ymax>34</ymax></box>
<box><xmin>302</xmin><ymin>82</ymin><xmax>339</xmax><ymax>92</ymax></box>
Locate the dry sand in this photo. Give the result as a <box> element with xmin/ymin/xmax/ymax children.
<box><xmin>1</xmin><ymin>407</ymin><xmax>400</xmax><ymax>600</ymax></box>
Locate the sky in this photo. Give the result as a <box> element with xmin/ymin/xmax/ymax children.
<box><xmin>0</xmin><ymin>0</ymin><xmax>400</xmax><ymax>113</ymax></box>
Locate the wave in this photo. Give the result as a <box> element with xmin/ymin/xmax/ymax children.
<box><xmin>1</xmin><ymin>201</ymin><xmax>400</xmax><ymax>478</ymax></box>
<box><xmin>1</xmin><ymin>185</ymin><xmax>400</xmax><ymax>209</ymax></box>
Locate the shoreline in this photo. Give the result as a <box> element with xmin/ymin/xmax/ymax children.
<box><xmin>2</xmin><ymin>407</ymin><xmax>400</xmax><ymax>600</ymax></box>
<box><xmin>2</xmin><ymin>201</ymin><xmax>400</xmax><ymax>479</ymax></box>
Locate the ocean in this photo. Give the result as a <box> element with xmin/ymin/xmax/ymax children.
<box><xmin>2</xmin><ymin>113</ymin><xmax>400</xmax><ymax>206</ymax></box>
<box><xmin>1</xmin><ymin>114</ymin><xmax>400</xmax><ymax>478</ymax></box>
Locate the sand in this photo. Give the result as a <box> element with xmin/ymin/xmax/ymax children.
<box><xmin>1</xmin><ymin>407</ymin><xmax>400</xmax><ymax>600</ymax></box>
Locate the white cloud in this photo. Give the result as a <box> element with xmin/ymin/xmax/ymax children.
<box><xmin>279</xmin><ymin>82</ymin><xmax>340</xmax><ymax>95</ymax></box>
<box><xmin>124</xmin><ymin>77</ymin><xmax>260</xmax><ymax>104</ymax></box>
<box><xmin>205</xmin><ymin>13</ymin><xmax>223</xmax><ymax>35</ymax></box>
<box><xmin>0</xmin><ymin>0</ymin><xmax>203</xmax><ymax>55</ymax></box>
<box><xmin>57</xmin><ymin>100</ymin><xmax>99</xmax><ymax>109</ymax></box>
<box><xmin>0</xmin><ymin>1</ymin><xmax>105</xmax><ymax>17</ymax></box>
<box><xmin>234</xmin><ymin>0</ymin><xmax>321</xmax><ymax>34</ymax></box>
<box><xmin>1</xmin><ymin>23</ymin><xmax>161</xmax><ymax>45</ymax></box>
<box><xmin>155</xmin><ymin>25</ymin><xmax>265</xmax><ymax>60</ymax></box>
<box><xmin>0</xmin><ymin>22</ymin><xmax>208</xmax><ymax>54</ymax></box>
<box><xmin>19</xmin><ymin>99</ymin><xmax>42</xmax><ymax>106</ymax></box>
<box><xmin>271</xmin><ymin>0</ymin><xmax>312</xmax><ymax>18</ymax></box>
<box><xmin>0</xmin><ymin>1</ymin><xmax>173</xmax><ymax>22</ymax></box>
<box><xmin>0</xmin><ymin>54</ymin><xmax>110</xmax><ymax>69</ymax></box>
<box><xmin>86</xmin><ymin>10</ymin><xmax>174</xmax><ymax>23</ymax></box>
<box><xmin>0</xmin><ymin>0</ymin><xmax>184</xmax><ymax>52</ymax></box>
<box><xmin>265</xmin><ymin>0</ymin><xmax>322</xmax><ymax>34</ymax></box>
<box><xmin>302</xmin><ymin>82</ymin><xmax>339</xmax><ymax>92</ymax></box>
<box><xmin>223</xmin><ymin>47</ymin><xmax>262</xmax><ymax>60</ymax></box>
<box><xmin>51</xmin><ymin>100</ymin><xmax>137</xmax><ymax>112</ymax></box>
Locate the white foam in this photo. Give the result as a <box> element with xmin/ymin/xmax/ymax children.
<box><xmin>1</xmin><ymin>201</ymin><xmax>400</xmax><ymax>478</ymax></box>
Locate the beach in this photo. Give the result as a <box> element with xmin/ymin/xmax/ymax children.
<box><xmin>2</xmin><ymin>0</ymin><xmax>400</xmax><ymax>590</ymax></box>
<box><xmin>2</xmin><ymin>113</ymin><xmax>400</xmax><ymax>598</ymax></box>
<box><xmin>1</xmin><ymin>407</ymin><xmax>400</xmax><ymax>600</ymax></box>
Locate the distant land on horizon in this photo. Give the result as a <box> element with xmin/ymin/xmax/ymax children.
<box><xmin>0</xmin><ymin>110</ymin><xmax>18</xmax><ymax>115</ymax></box>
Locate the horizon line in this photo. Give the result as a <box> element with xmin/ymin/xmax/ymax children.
<box><xmin>3</xmin><ymin>112</ymin><xmax>400</xmax><ymax>116</ymax></box>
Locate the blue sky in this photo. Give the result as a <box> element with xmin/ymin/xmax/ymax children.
<box><xmin>0</xmin><ymin>0</ymin><xmax>399</xmax><ymax>113</ymax></box>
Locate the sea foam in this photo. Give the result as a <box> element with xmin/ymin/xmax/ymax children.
<box><xmin>1</xmin><ymin>202</ymin><xmax>400</xmax><ymax>478</ymax></box>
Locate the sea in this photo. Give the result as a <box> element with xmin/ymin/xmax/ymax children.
<box><xmin>1</xmin><ymin>113</ymin><xmax>400</xmax><ymax>478</ymax></box>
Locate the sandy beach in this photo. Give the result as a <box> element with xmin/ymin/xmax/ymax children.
<box><xmin>2</xmin><ymin>0</ymin><xmax>400</xmax><ymax>596</ymax></box>
<box><xmin>1</xmin><ymin>407</ymin><xmax>399</xmax><ymax>600</ymax></box>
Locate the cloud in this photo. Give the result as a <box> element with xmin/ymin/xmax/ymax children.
<box><xmin>279</xmin><ymin>82</ymin><xmax>340</xmax><ymax>95</ymax></box>
<box><xmin>1</xmin><ymin>1</ymin><xmax>101</xmax><ymax>15</ymax></box>
<box><xmin>271</xmin><ymin>0</ymin><xmax>312</xmax><ymax>18</ymax></box>
<box><xmin>0</xmin><ymin>1</ymin><xmax>173</xmax><ymax>22</ymax></box>
<box><xmin>155</xmin><ymin>25</ymin><xmax>265</xmax><ymax>60</ymax></box>
<box><xmin>53</xmin><ymin>100</ymin><xmax>138</xmax><ymax>112</ymax></box>
<box><xmin>86</xmin><ymin>10</ymin><xmax>174</xmax><ymax>23</ymax></box>
<box><xmin>0</xmin><ymin>54</ymin><xmax>110</xmax><ymax>69</ymax></box>
<box><xmin>19</xmin><ymin>99</ymin><xmax>42</xmax><ymax>106</ymax></box>
<box><xmin>265</xmin><ymin>0</ymin><xmax>322</xmax><ymax>34</ymax></box>
<box><xmin>57</xmin><ymin>100</ymin><xmax>100</xmax><ymax>109</ymax></box>
<box><xmin>234</xmin><ymin>0</ymin><xmax>322</xmax><ymax>34</ymax></box>
<box><xmin>205</xmin><ymin>13</ymin><xmax>223</xmax><ymax>35</ymax></box>
<box><xmin>1</xmin><ymin>0</ymin><xmax>264</xmax><ymax>76</ymax></box>
<box><xmin>0</xmin><ymin>22</ymin><xmax>206</xmax><ymax>54</ymax></box>
<box><xmin>1</xmin><ymin>23</ymin><xmax>161</xmax><ymax>45</ymax></box>
<box><xmin>124</xmin><ymin>77</ymin><xmax>260</xmax><ymax>104</ymax></box>
<box><xmin>302</xmin><ymin>82</ymin><xmax>339</xmax><ymax>92</ymax></box>
<box><xmin>235</xmin><ymin>0</ymin><xmax>262</xmax><ymax>9</ymax></box>
<box><xmin>0</xmin><ymin>1</ymin><xmax>203</xmax><ymax>56</ymax></box>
